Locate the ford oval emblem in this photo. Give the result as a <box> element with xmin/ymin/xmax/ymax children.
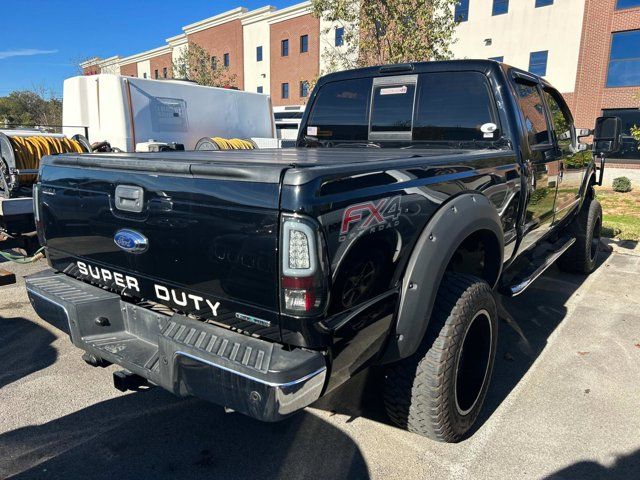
<box><xmin>114</xmin><ymin>229</ymin><xmax>148</xmax><ymax>254</ymax></box>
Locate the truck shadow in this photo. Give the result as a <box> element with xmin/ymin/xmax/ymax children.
<box><xmin>0</xmin><ymin>315</ymin><xmax>58</xmax><ymax>389</ymax></box>
<box><xmin>543</xmin><ymin>447</ymin><xmax>640</xmax><ymax>480</ymax></box>
<box><xmin>1</xmin><ymin>388</ymin><xmax>370</xmax><ymax>480</ymax></box>
<box><xmin>314</xmin><ymin>249</ymin><xmax>614</xmax><ymax>438</ymax></box>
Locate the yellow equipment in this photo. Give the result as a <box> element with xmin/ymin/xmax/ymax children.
<box><xmin>194</xmin><ymin>137</ymin><xmax>256</xmax><ymax>151</ymax></box>
<box><xmin>0</xmin><ymin>132</ymin><xmax>89</xmax><ymax>198</ymax></box>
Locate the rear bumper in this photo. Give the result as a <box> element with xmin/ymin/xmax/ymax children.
<box><xmin>26</xmin><ymin>269</ymin><xmax>327</xmax><ymax>422</ymax></box>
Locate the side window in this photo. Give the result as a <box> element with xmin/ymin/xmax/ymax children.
<box><xmin>543</xmin><ymin>89</ymin><xmax>574</xmax><ymax>154</ymax></box>
<box><xmin>514</xmin><ymin>82</ymin><xmax>550</xmax><ymax>146</ymax></box>
<box><xmin>413</xmin><ymin>72</ymin><xmax>498</xmax><ymax>142</ymax></box>
<box><xmin>306</xmin><ymin>78</ymin><xmax>372</xmax><ymax>141</ymax></box>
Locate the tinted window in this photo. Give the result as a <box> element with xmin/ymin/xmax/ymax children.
<box><xmin>616</xmin><ymin>0</ymin><xmax>640</xmax><ymax>9</ymax></box>
<box><xmin>300</xmin><ymin>35</ymin><xmax>308</xmax><ymax>53</ymax></box>
<box><xmin>274</xmin><ymin>112</ymin><xmax>304</xmax><ymax>120</ymax></box>
<box><xmin>257</xmin><ymin>86</ymin><xmax>263</xmax><ymax>93</ymax></box>
<box><xmin>455</xmin><ymin>0</ymin><xmax>469</xmax><ymax>21</ymax></box>
<box><xmin>162</xmin><ymin>67</ymin><xmax>167</xmax><ymax>78</ymax></box>
<box><xmin>223</xmin><ymin>53</ymin><xmax>230</xmax><ymax>67</ymax></box>
<box><xmin>256</xmin><ymin>46</ymin><xmax>263</xmax><ymax>62</ymax></box>
<box><xmin>281</xmin><ymin>39</ymin><xmax>289</xmax><ymax>56</ymax></box>
<box><xmin>282</xmin><ymin>83</ymin><xmax>289</xmax><ymax>99</ymax></box>
<box><xmin>335</xmin><ymin>27</ymin><xmax>344</xmax><ymax>46</ymax></box>
<box><xmin>307</xmin><ymin>78</ymin><xmax>372</xmax><ymax>141</ymax></box>
<box><xmin>370</xmin><ymin>83</ymin><xmax>416</xmax><ymax>133</ymax></box>
<box><xmin>529</xmin><ymin>51</ymin><xmax>548</xmax><ymax>76</ymax></box>
<box><xmin>607</xmin><ymin>30</ymin><xmax>640</xmax><ymax>87</ymax></box>
<box><xmin>535</xmin><ymin>0</ymin><xmax>553</xmax><ymax>6</ymax></box>
<box><xmin>300</xmin><ymin>81</ymin><xmax>309</xmax><ymax>98</ymax></box>
<box><xmin>544</xmin><ymin>90</ymin><xmax>573</xmax><ymax>154</ymax></box>
<box><xmin>489</xmin><ymin>56</ymin><xmax>504</xmax><ymax>62</ymax></box>
<box><xmin>413</xmin><ymin>72</ymin><xmax>498</xmax><ymax>142</ymax></box>
<box><xmin>493</xmin><ymin>0</ymin><xmax>509</xmax><ymax>15</ymax></box>
<box><xmin>515</xmin><ymin>83</ymin><xmax>550</xmax><ymax>145</ymax></box>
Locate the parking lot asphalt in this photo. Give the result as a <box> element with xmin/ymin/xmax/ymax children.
<box><xmin>1</xmin><ymin>245</ymin><xmax>640</xmax><ymax>480</ymax></box>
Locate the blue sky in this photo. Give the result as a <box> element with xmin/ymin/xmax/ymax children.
<box><xmin>0</xmin><ymin>0</ymin><xmax>293</xmax><ymax>97</ymax></box>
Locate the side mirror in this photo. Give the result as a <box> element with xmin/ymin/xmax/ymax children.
<box><xmin>593</xmin><ymin>116</ymin><xmax>621</xmax><ymax>156</ymax></box>
<box><xmin>576</xmin><ymin>128</ymin><xmax>592</xmax><ymax>139</ymax></box>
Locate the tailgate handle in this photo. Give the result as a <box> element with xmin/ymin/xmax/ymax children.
<box><xmin>115</xmin><ymin>185</ymin><xmax>144</xmax><ymax>213</ymax></box>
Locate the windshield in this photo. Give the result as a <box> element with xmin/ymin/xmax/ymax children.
<box><xmin>301</xmin><ymin>71</ymin><xmax>503</xmax><ymax>149</ymax></box>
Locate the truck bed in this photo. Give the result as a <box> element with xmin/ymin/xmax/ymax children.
<box><xmin>44</xmin><ymin>147</ymin><xmax>515</xmax><ymax>186</ymax></box>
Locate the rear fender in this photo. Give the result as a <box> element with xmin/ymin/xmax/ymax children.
<box><xmin>381</xmin><ymin>193</ymin><xmax>504</xmax><ymax>363</ymax></box>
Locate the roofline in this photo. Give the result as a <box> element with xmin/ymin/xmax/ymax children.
<box><xmin>166</xmin><ymin>33</ymin><xmax>188</xmax><ymax>46</ymax></box>
<box><xmin>267</xmin><ymin>1</ymin><xmax>312</xmax><ymax>24</ymax></box>
<box><xmin>80</xmin><ymin>57</ymin><xmax>101</xmax><ymax>68</ymax></box>
<box><xmin>182</xmin><ymin>6</ymin><xmax>247</xmax><ymax>34</ymax></box>
<box><xmin>120</xmin><ymin>45</ymin><xmax>172</xmax><ymax>65</ymax></box>
<box><xmin>241</xmin><ymin>5</ymin><xmax>277</xmax><ymax>26</ymax></box>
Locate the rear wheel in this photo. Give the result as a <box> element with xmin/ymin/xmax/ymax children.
<box><xmin>383</xmin><ymin>273</ymin><xmax>498</xmax><ymax>442</ymax></box>
<box><xmin>558</xmin><ymin>198</ymin><xmax>602</xmax><ymax>274</ymax></box>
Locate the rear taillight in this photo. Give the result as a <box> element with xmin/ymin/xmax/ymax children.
<box><xmin>280</xmin><ymin>215</ymin><xmax>326</xmax><ymax>316</ymax></box>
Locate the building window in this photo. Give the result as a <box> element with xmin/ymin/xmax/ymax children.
<box><xmin>281</xmin><ymin>39</ymin><xmax>289</xmax><ymax>57</ymax></box>
<box><xmin>256</xmin><ymin>45</ymin><xmax>263</xmax><ymax>62</ymax></box>
<box><xmin>335</xmin><ymin>27</ymin><xmax>345</xmax><ymax>46</ymax></box>
<box><xmin>223</xmin><ymin>53</ymin><xmax>230</xmax><ymax>67</ymax></box>
<box><xmin>300</xmin><ymin>35</ymin><xmax>309</xmax><ymax>53</ymax></box>
<box><xmin>607</xmin><ymin>30</ymin><xmax>640</xmax><ymax>87</ymax></box>
<box><xmin>257</xmin><ymin>86</ymin><xmax>263</xmax><ymax>94</ymax></box>
<box><xmin>492</xmin><ymin>0</ymin><xmax>509</xmax><ymax>15</ymax></box>
<box><xmin>616</xmin><ymin>0</ymin><xmax>640</xmax><ymax>9</ymax></box>
<box><xmin>143</xmin><ymin>73</ymin><xmax>147</xmax><ymax>78</ymax></box>
<box><xmin>282</xmin><ymin>83</ymin><xmax>289</xmax><ymax>99</ymax></box>
<box><xmin>489</xmin><ymin>56</ymin><xmax>504</xmax><ymax>62</ymax></box>
<box><xmin>529</xmin><ymin>50</ymin><xmax>548</xmax><ymax>76</ymax></box>
<box><xmin>300</xmin><ymin>81</ymin><xmax>309</xmax><ymax>98</ymax></box>
<box><xmin>162</xmin><ymin>67</ymin><xmax>167</xmax><ymax>79</ymax></box>
<box><xmin>455</xmin><ymin>0</ymin><xmax>470</xmax><ymax>22</ymax></box>
<box><xmin>535</xmin><ymin>0</ymin><xmax>553</xmax><ymax>6</ymax></box>
<box><xmin>154</xmin><ymin>69</ymin><xmax>158</xmax><ymax>79</ymax></box>
<box><xmin>211</xmin><ymin>56</ymin><xmax>217</xmax><ymax>70</ymax></box>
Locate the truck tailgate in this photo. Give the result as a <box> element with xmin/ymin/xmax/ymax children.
<box><xmin>37</xmin><ymin>153</ymin><xmax>287</xmax><ymax>340</ymax></box>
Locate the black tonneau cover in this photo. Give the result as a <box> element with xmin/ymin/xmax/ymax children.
<box><xmin>43</xmin><ymin>148</ymin><xmax>514</xmax><ymax>185</ymax></box>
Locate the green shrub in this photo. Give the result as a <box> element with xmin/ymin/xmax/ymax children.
<box><xmin>612</xmin><ymin>176</ymin><xmax>632</xmax><ymax>193</ymax></box>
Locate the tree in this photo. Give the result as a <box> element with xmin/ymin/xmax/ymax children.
<box><xmin>311</xmin><ymin>0</ymin><xmax>459</xmax><ymax>75</ymax></box>
<box><xmin>172</xmin><ymin>42</ymin><xmax>238</xmax><ymax>88</ymax></box>
<box><xmin>0</xmin><ymin>87</ymin><xmax>62</xmax><ymax>129</ymax></box>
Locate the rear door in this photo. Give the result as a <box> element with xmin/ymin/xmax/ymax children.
<box><xmin>512</xmin><ymin>78</ymin><xmax>560</xmax><ymax>252</ymax></box>
<box><xmin>542</xmin><ymin>87</ymin><xmax>586</xmax><ymax>225</ymax></box>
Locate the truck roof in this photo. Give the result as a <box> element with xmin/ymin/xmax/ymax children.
<box><xmin>315</xmin><ymin>59</ymin><xmax>507</xmax><ymax>85</ymax></box>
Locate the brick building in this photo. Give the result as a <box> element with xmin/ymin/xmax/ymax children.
<box><xmin>81</xmin><ymin>0</ymin><xmax>640</xmax><ymax>152</ymax></box>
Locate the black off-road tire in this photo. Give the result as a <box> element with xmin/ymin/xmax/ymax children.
<box><xmin>383</xmin><ymin>273</ymin><xmax>498</xmax><ymax>442</ymax></box>
<box><xmin>557</xmin><ymin>198</ymin><xmax>602</xmax><ymax>274</ymax></box>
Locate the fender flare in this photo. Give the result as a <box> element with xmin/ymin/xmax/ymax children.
<box><xmin>382</xmin><ymin>193</ymin><xmax>504</xmax><ymax>362</ymax></box>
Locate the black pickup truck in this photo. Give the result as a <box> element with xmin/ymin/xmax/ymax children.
<box><xmin>26</xmin><ymin>60</ymin><xmax>621</xmax><ymax>442</ymax></box>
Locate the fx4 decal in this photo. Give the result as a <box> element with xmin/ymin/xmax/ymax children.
<box><xmin>339</xmin><ymin>196</ymin><xmax>402</xmax><ymax>242</ymax></box>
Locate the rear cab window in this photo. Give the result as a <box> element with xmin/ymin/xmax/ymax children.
<box><xmin>303</xmin><ymin>71</ymin><xmax>502</xmax><ymax>148</ymax></box>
